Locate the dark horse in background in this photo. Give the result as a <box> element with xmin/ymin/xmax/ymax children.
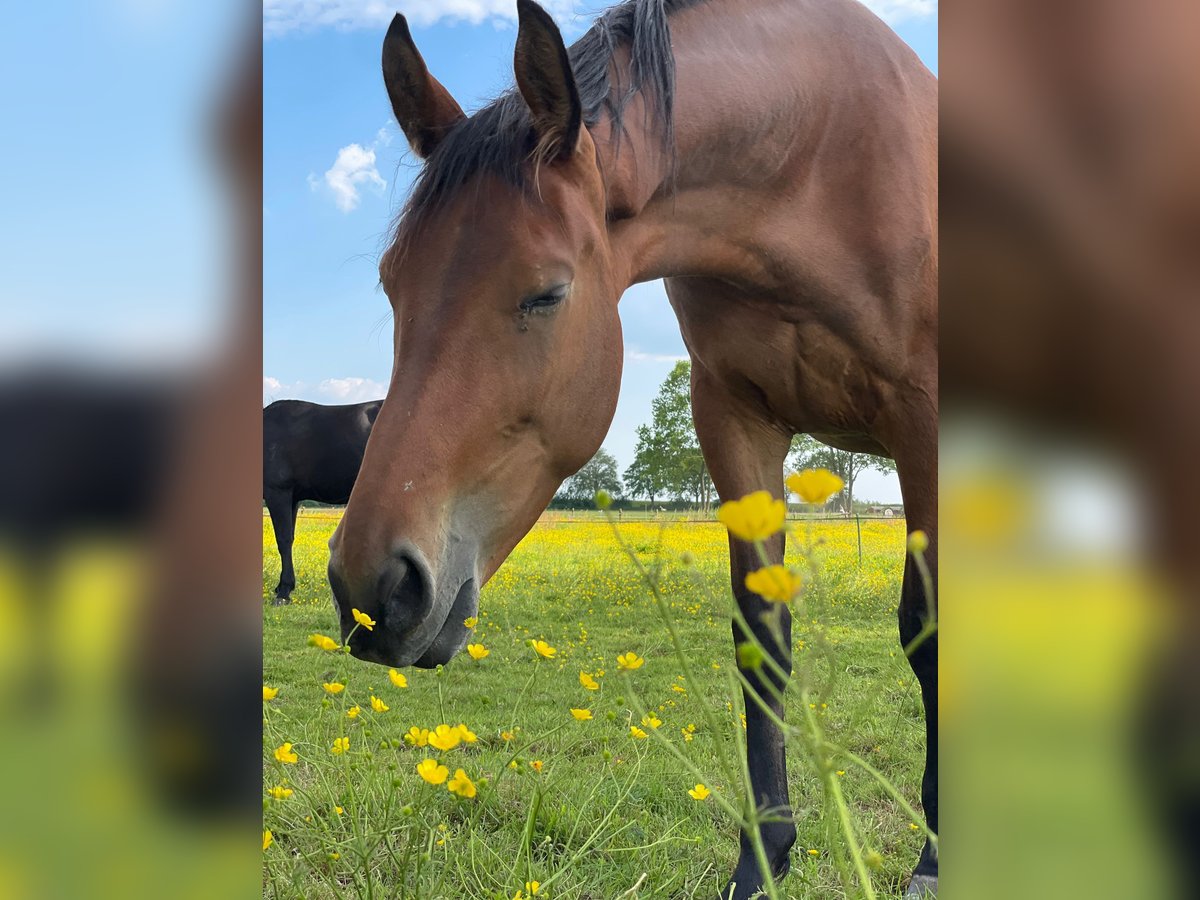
<box><xmin>263</xmin><ymin>399</ymin><xmax>381</xmax><ymax>603</ymax></box>
<box><xmin>328</xmin><ymin>1</ymin><xmax>936</xmax><ymax>896</ymax></box>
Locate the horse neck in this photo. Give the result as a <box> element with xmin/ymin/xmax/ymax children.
<box><xmin>596</xmin><ymin>2</ymin><xmax>792</xmax><ymax>288</ymax></box>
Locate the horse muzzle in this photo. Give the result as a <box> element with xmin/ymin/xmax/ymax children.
<box><xmin>327</xmin><ymin>538</ymin><xmax>478</xmax><ymax>669</ymax></box>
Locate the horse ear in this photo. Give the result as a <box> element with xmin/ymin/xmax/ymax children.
<box><xmin>382</xmin><ymin>14</ymin><xmax>465</xmax><ymax>158</ymax></box>
<box><xmin>514</xmin><ymin>0</ymin><xmax>582</xmax><ymax>161</ymax></box>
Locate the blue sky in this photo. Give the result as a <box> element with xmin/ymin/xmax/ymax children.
<box><xmin>264</xmin><ymin>0</ymin><xmax>938</xmax><ymax>502</ymax></box>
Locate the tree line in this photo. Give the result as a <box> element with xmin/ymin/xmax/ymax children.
<box><xmin>554</xmin><ymin>361</ymin><xmax>897</xmax><ymax>512</ymax></box>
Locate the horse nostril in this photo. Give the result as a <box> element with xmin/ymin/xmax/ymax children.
<box><xmin>382</xmin><ymin>553</ymin><xmax>433</xmax><ymax>634</ymax></box>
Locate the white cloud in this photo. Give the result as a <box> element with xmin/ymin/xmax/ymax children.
<box><xmin>310</xmin><ymin>142</ymin><xmax>386</xmax><ymax>213</ymax></box>
<box><xmin>265</xmin><ymin>0</ymin><xmax>932</xmax><ymax>39</ymax></box>
<box><xmin>860</xmin><ymin>0</ymin><xmax>937</xmax><ymax>24</ymax></box>
<box><xmin>625</xmin><ymin>348</ymin><xmax>688</xmax><ymax>363</ymax></box>
<box><xmin>316</xmin><ymin>376</ymin><xmax>387</xmax><ymax>402</ymax></box>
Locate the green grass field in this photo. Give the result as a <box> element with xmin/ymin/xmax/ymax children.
<box><xmin>263</xmin><ymin>511</ymin><xmax>926</xmax><ymax>898</ymax></box>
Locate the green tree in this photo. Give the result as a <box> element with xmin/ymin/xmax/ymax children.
<box><xmin>625</xmin><ymin>361</ymin><xmax>714</xmax><ymax>509</ymax></box>
<box><xmin>787</xmin><ymin>435</ymin><xmax>897</xmax><ymax>513</ymax></box>
<box><xmin>558</xmin><ymin>448</ymin><xmax>623</xmax><ymax>502</ymax></box>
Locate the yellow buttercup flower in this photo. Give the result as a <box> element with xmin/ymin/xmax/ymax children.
<box><xmin>579</xmin><ymin>672</ymin><xmax>600</xmax><ymax>690</ymax></box>
<box><xmin>500</xmin><ymin>730</ymin><xmax>515</xmax><ymax>742</ymax></box>
<box><xmin>526</xmin><ymin>881</ymin><xmax>541</xmax><ymax>895</ymax></box>
<box><xmin>370</xmin><ymin>695</ymin><xmax>389</xmax><ymax>713</ymax></box>
<box><xmin>263</xmin><ymin>829</ymin><xmax>273</xmax><ymax>851</ymax></box>
<box><xmin>907</xmin><ymin>529</ymin><xmax>929</xmax><ymax>554</ymax></box>
<box><xmin>786</xmin><ymin>468</ymin><xmax>845</xmax><ymax>505</ymax></box>
<box><xmin>688</xmin><ymin>783</ymin><xmax>711</xmax><ymax>800</ymax></box>
<box><xmin>428</xmin><ymin>724</ymin><xmax>461</xmax><ymax>751</ymax></box>
<box><xmin>531</xmin><ymin>640</ymin><xmax>556</xmax><ymax>659</ymax></box>
<box><xmin>717</xmin><ymin>490</ymin><xmax>786</xmax><ymax>542</ymax></box>
<box><xmin>331</xmin><ymin>736</ymin><xmax>350</xmax><ymax>755</ymax></box>
<box><xmin>467</xmin><ymin>643</ymin><xmax>489</xmax><ymax>660</ymax></box>
<box><xmin>267</xmin><ymin>785</ymin><xmax>293</xmax><ymax>800</ymax></box>
<box><xmin>447</xmin><ymin>768</ymin><xmax>476</xmax><ymax>798</ymax></box>
<box><xmin>346</xmin><ymin>705</ymin><xmax>361</xmax><ymax>719</ymax></box>
<box><xmin>530</xmin><ymin>760</ymin><xmax>544</xmax><ymax>773</ymax></box>
<box><xmin>641</xmin><ymin>713</ymin><xmax>662</xmax><ymax>729</ymax></box>
<box><xmin>744</xmin><ymin>565</ymin><xmax>804</xmax><ymax>603</ymax></box>
<box><xmin>322</xmin><ymin>681</ymin><xmax>345</xmax><ymax>694</ymax></box>
<box><xmin>617</xmin><ymin>652</ymin><xmax>644</xmax><ymax>671</ymax></box>
<box><xmin>404</xmin><ymin>726</ymin><xmax>430</xmax><ymax>747</ymax></box>
<box><xmin>570</xmin><ymin>708</ymin><xmax>593</xmax><ymax>721</ymax></box>
<box><xmin>273</xmin><ymin>742</ymin><xmax>298</xmax><ymax>764</ymax></box>
<box><xmin>262</xmin><ymin>685</ymin><xmax>279</xmax><ymax>701</ymax></box>
<box><xmin>308</xmin><ymin>633</ymin><xmax>339</xmax><ymax>651</ymax></box>
<box><xmin>629</xmin><ymin>726</ymin><xmax>648</xmax><ymax>740</ymax></box>
<box><xmin>388</xmin><ymin>669</ymin><xmax>408</xmax><ymax>688</ymax></box>
<box><xmin>455</xmin><ymin>724</ymin><xmax>478</xmax><ymax>744</ymax></box>
<box><xmin>334</xmin><ymin>806</ymin><xmax>344</xmax><ymax>815</ymax></box>
<box><xmin>417</xmin><ymin>758</ymin><xmax>449</xmax><ymax>785</ymax></box>
<box><xmin>463</xmin><ymin>616</ymin><xmax>478</xmax><ymax>628</ymax></box>
<box><xmin>351</xmin><ymin>608</ymin><xmax>376</xmax><ymax>631</ymax></box>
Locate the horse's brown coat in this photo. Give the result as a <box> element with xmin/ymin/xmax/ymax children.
<box><xmin>329</xmin><ymin>2</ymin><xmax>937</xmax><ymax>894</ymax></box>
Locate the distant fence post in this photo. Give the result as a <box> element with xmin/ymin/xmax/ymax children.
<box><xmin>856</xmin><ymin>514</ymin><xmax>862</xmax><ymax>567</ymax></box>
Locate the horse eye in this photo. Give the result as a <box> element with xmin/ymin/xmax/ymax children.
<box><xmin>520</xmin><ymin>283</ymin><xmax>570</xmax><ymax>313</ymax></box>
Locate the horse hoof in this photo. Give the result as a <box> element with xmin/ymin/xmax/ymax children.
<box><xmin>271</xmin><ymin>596</ymin><xmax>291</xmax><ymax>606</ymax></box>
<box><xmin>904</xmin><ymin>873</ymin><xmax>937</xmax><ymax>897</ymax></box>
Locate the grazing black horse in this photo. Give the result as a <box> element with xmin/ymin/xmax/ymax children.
<box><xmin>262</xmin><ymin>399</ymin><xmax>381</xmax><ymax>603</ymax></box>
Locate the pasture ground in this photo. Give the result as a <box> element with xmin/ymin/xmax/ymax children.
<box><xmin>263</xmin><ymin>510</ymin><xmax>925</xmax><ymax>898</ymax></box>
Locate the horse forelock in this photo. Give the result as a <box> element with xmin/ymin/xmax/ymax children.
<box><xmin>383</xmin><ymin>0</ymin><xmax>705</xmax><ymax>270</ymax></box>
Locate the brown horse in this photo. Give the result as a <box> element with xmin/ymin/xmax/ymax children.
<box><xmin>328</xmin><ymin>1</ymin><xmax>937</xmax><ymax>896</ymax></box>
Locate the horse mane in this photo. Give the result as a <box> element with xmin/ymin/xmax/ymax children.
<box><xmin>390</xmin><ymin>0</ymin><xmax>702</xmax><ymax>252</ymax></box>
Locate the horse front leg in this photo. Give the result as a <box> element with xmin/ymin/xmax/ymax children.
<box><xmin>690</xmin><ymin>369</ymin><xmax>796</xmax><ymax>899</ymax></box>
<box><xmin>264</xmin><ymin>487</ymin><xmax>297</xmax><ymax>604</ymax></box>
<box><xmin>894</xmin><ymin>436</ymin><xmax>938</xmax><ymax>898</ymax></box>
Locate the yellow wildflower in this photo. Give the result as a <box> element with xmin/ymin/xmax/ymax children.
<box><xmin>531</xmin><ymin>640</ymin><xmax>556</xmax><ymax>659</ymax></box>
<box><xmin>744</xmin><ymin>565</ymin><xmax>803</xmax><ymax>603</ymax></box>
<box><xmin>463</xmin><ymin>616</ymin><xmax>478</xmax><ymax>628</ymax></box>
<box><xmin>579</xmin><ymin>672</ymin><xmax>600</xmax><ymax>690</ymax></box>
<box><xmin>786</xmin><ymin>468</ymin><xmax>845</xmax><ymax>505</ymax></box>
<box><xmin>262</xmin><ymin>685</ymin><xmax>279</xmax><ymax>701</ymax></box>
<box><xmin>717</xmin><ymin>490</ymin><xmax>786</xmax><ymax>541</ymax></box>
<box><xmin>404</xmin><ymin>726</ymin><xmax>430</xmax><ymax>747</ymax></box>
<box><xmin>630</xmin><ymin>726</ymin><xmax>648</xmax><ymax>740</ymax></box>
<box><xmin>388</xmin><ymin>669</ymin><xmax>408</xmax><ymax>688</ymax></box>
<box><xmin>447</xmin><ymin>768</ymin><xmax>476</xmax><ymax>799</ymax></box>
<box><xmin>617</xmin><ymin>652</ymin><xmax>644</xmax><ymax>671</ymax></box>
<box><xmin>500</xmin><ymin>730</ymin><xmax>516</xmax><ymax>742</ymax></box>
<box><xmin>334</xmin><ymin>806</ymin><xmax>344</xmax><ymax>815</ymax></box>
<box><xmin>570</xmin><ymin>708</ymin><xmax>593</xmax><ymax>721</ymax></box>
<box><xmin>907</xmin><ymin>529</ymin><xmax>929</xmax><ymax>554</ymax></box>
<box><xmin>267</xmin><ymin>785</ymin><xmax>293</xmax><ymax>800</ymax></box>
<box><xmin>467</xmin><ymin>643</ymin><xmax>489</xmax><ymax>660</ymax></box>
<box><xmin>428</xmin><ymin>724</ymin><xmax>461</xmax><ymax>751</ymax></box>
<box><xmin>808</xmin><ymin>849</ymin><xmax>820</xmax><ymax>857</ymax></box>
<box><xmin>370</xmin><ymin>695</ymin><xmax>389</xmax><ymax>713</ymax></box>
<box><xmin>273</xmin><ymin>742</ymin><xmax>298</xmax><ymax>764</ymax></box>
<box><xmin>308</xmin><ymin>633</ymin><xmax>339</xmax><ymax>652</ymax></box>
<box><xmin>346</xmin><ymin>705</ymin><xmax>361</xmax><ymax>719</ymax></box>
<box><xmin>417</xmin><ymin>759</ymin><xmax>449</xmax><ymax>785</ymax></box>
<box><xmin>688</xmin><ymin>783</ymin><xmax>711</xmax><ymax>800</ymax></box>
<box><xmin>526</xmin><ymin>882</ymin><xmax>541</xmax><ymax>895</ymax></box>
<box><xmin>455</xmin><ymin>724</ymin><xmax>478</xmax><ymax>744</ymax></box>
<box><xmin>641</xmin><ymin>713</ymin><xmax>662</xmax><ymax>729</ymax></box>
<box><xmin>263</xmin><ymin>830</ymin><xmax>273</xmax><ymax>851</ymax></box>
<box><xmin>331</xmin><ymin>736</ymin><xmax>350</xmax><ymax>755</ymax></box>
<box><xmin>351</xmin><ymin>608</ymin><xmax>376</xmax><ymax>631</ymax></box>
<box><xmin>530</xmin><ymin>760</ymin><xmax>544</xmax><ymax>773</ymax></box>
<box><xmin>322</xmin><ymin>682</ymin><xmax>345</xmax><ymax>694</ymax></box>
